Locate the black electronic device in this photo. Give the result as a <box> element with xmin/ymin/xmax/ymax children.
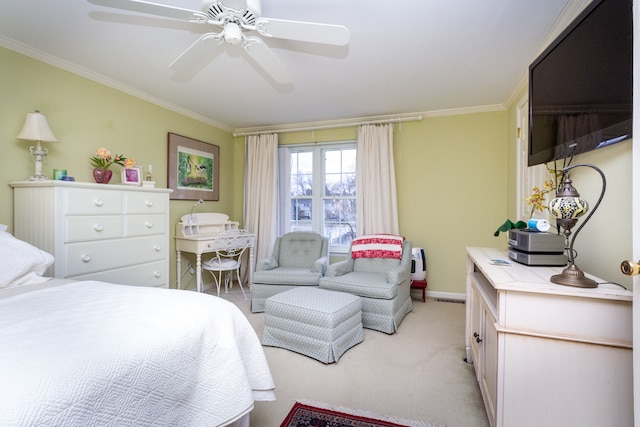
<box><xmin>528</xmin><ymin>0</ymin><xmax>633</xmax><ymax>167</ymax></box>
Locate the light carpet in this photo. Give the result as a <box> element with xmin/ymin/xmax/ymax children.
<box><xmin>207</xmin><ymin>284</ymin><xmax>489</xmax><ymax>427</ymax></box>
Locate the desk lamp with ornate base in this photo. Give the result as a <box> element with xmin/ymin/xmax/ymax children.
<box><xmin>547</xmin><ymin>163</ymin><xmax>606</xmax><ymax>288</ymax></box>
<box><xmin>16</xmin><ymin>110</ymin><xmax>59</xmax><ymax>181</ymax></box>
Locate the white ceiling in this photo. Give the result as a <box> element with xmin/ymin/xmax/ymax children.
<box><xmin>0</xmin><ymin>0</ymin><xmax>588</xmax><ymax>132</ymax></box>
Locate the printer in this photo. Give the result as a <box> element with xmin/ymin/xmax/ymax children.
<box><xmin>507</xmin><ymin>229</ymin><xmax>567</xmax><ymax>266</ymax></box>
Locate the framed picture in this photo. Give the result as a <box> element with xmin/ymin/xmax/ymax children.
<box><xmin>168</xmin><ymin>132</ymin><xmax>219</xmax><ymax>201</ymax></box>
<box><xmin>122</xmin><ymin>167</ymin><xmax>142</xmax><ymax>185</ymax></box>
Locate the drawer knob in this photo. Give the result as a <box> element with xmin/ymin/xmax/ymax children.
<box><xmin>81</xmin><ymin>254</ymin><xmax>91</xmax><ymax>263</ymax></box>
<box><xmin>94</xmin><ymin>199</ymin><xmax>104</xmax><ymax>207</ymax></box>
<box><xmin>145</xmin><ymin>221</ymin><xmax>153</xmax><ymax>228</ymax></box>
<box><xmin>94</xmin><ymin>224</ymin><xmax>104</xmax><ymax>232</ymax></box>
<box><xmin>153</xmin><ymin>271</ymin><xmax>161</xmax><ymax>278</ymax></box>
<box><xmin>154</xmin><ymin>245</ymin><xmax>161</xmax><ymax>252</ymax></box>
<box><xmin>473</xmin><ymin>332</ymin><xmax>482</xmax><ymax>343</ymax></box>
<box><xmin>145</xmin><ymin>200</ymin><xmax>153</xmax><ymax>207</ymax></box>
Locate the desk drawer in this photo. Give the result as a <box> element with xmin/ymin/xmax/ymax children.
<box><xmin>66</xmin><ymin>216</ymin><xmax>123</xmax><ymax>242</ymax></box>
<box><xmin>65</xmin><ymin>236</ymin><xmax>166</xmax><ymax>276</ymax></box>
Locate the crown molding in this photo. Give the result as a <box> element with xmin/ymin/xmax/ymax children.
<box><xmin>0</xmin><ymin>35</ymin><xmax>234</xmax><ymax>133</ymax></box>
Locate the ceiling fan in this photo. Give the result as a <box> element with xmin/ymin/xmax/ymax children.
<box><xmin>88</xmin><ymin>0</ymin><xmax>350</xmax><ymax>84</ymax></box>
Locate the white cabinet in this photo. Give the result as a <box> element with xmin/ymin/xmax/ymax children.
<box><xmin>10</xmin><ymin>181</ymin><xmax>172</xmax><ymax>288</ymax></box>
<box><xmin>465</xmin><ymin>247</ymin><xmax>633</xmax><ymax>427</ymax></box>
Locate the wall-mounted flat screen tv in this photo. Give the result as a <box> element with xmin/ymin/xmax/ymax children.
<box><xmin>528</xmin><ymin>0</ymin><xmax>633</xmax><ymax>167</ymax></box>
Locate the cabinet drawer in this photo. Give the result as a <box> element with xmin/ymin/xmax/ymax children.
<box><xmin>72</xmin><ymin>261</ymin><xmax>168</xmax><ymax>288</ymax></box>
<box><xmin>124</xmin><ymin>192</ymin><xmax>167</xmax><ymax>214</ymax></box>
<box><xmin>65</xmin><ymin>236</ymin><xmax>166</xmax><ymax>276</ymax></box>
<box><xmin>124</xmin><ymin>214</ymin><xmax>166</xmax><ymax>237</ymax></box>
<box><xmin>66</xmin><ymin>188</ymin><xmax>122</xmax><ymax>214</ymax></box>
<box><xmin>66</xmin><ymin>216</ymin><xmax>123</xmax><ymax>241</ymax></box>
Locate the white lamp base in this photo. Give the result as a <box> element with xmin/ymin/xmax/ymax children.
<box><xmin>28</xmin><ymin>142</ymin><xmax>49</xmax><ymax>181</ymax></box>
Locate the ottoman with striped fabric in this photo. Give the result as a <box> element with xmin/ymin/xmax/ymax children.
<box><xmin>262</xmin><ymin>287</ymin><xmax>363</xmax><ymax>364</ymax></box>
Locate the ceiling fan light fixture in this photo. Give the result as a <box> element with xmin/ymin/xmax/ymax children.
<box><xmin>224</xmin><ymin>21</ymin><xmax>243</xmax><ymax>44</ymax></box>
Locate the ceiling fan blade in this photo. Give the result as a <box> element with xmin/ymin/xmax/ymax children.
<box><xmin>243</xmin><ymin>37</ymin><xmax>291</xmax><ymax>84</ymax></box>
<box><xmin>169</xmin><ymin>33</ymin><xmax>223</xmax><ymax>72</ymax></box>
<box><xmin>88</xmin><ymin>0</ymin><xmax>208</xmax><ymax>23</ymax></box>
<box><xmin>254</xmin><ymin>18</ymin><xmax>349</xmax><ymax>46</ymax></box>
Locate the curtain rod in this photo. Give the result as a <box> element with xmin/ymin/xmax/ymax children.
<box><xmin>232</xmin><ymin>115</ymin><xmax>423</xmax><ymax>137</ymax></box>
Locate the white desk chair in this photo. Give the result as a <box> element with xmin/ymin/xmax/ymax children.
<box><xmin>201</xmin><ymin>229</ymin><xmax>254</xmax><ymax>299</ymax></box>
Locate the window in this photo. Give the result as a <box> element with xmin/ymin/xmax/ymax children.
<box><xmin>289</xmin><ymin>143</ymin><xmax>356</xmax><ymax>253</ymax></box>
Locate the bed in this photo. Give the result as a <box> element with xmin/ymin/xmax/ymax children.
<box><xmin>0</xmin><ymin>228</ymin><xmax>275</xmax><ymax>426</ymax></box>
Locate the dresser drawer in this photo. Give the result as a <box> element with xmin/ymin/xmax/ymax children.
<box><xmin>65</xmin><ymin>188</ymin><xmax>122</xmax><ymax>215</ymax></box>
<box><xmin>65</xmin><ymin>216</ymin><xmax>123</xmax><ymax>242</ymax></box>
<box><xmin>124</xmin><ymin>214</ymin><xmax>166</xmax><ymax>237</ymax></box>
<box><xmin>65</xmin><ymin>236</ymin><xmax>167</xmax><ymax>276</ymax></box>
<box><xmin>72</xmin><ymin>261</ymin><xmax>168</xmax><ymax>288</ymax></box>
<box><xmin>124</xmin><ymin>192</ymin><xmax>168</xmax><ymax>214</ymax></box>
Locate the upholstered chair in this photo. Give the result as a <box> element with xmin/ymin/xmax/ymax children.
<box><xmin>319</xmin><ymin>237</ymin><xmax>413</xmax><ymax>334</ymax></box>
<box><xmin>251</xmin><ymin>231</ymin><xmax>329</xmax><ymax>312</ymax></box>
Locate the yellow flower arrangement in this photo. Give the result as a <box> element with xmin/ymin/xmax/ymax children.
<box><xmin>523</xmin><ymin>166</ymin><xmax>562</xmax><ymax>218</ymax></box>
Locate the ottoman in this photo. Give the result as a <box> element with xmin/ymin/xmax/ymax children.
<box><xmin>262</xmin><ymin>287</ymin><xmax>363</xmax><ymax>364</ymax></box>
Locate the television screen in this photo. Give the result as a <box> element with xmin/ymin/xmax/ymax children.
<box><xmin>528</xmin><ymin>0</ymin><xmax>633</xmax><ymax>166</ymax></box>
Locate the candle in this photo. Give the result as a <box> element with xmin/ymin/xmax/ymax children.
<box><xmin>148</xmin><ymin>164</ymin><xmax>152</xmax><ymax>173</ymax></box>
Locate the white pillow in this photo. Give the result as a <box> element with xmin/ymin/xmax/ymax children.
<box><xmin>0</xmin><ymin>230</ymin><xmax>54</xmax><ymax>288</ymax></box>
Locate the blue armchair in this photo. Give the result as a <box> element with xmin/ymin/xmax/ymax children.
<box><xmin>251</xmin><ymin>231</ymin><xmax>329</xmax><ymax>312</ymax></box>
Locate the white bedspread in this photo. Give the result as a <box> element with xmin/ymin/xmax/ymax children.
<box><xmin>0</xmin><ymin>281</ymin><xmax>275</xmax><ymax>426</ymax></box>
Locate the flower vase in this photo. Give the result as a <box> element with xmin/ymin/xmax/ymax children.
<box><xmin>93</xmin><ymin>168</ymin><xmax>112</xmax><ymax>184</ymax></box>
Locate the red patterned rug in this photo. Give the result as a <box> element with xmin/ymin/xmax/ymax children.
<box><xmin>280</xmin><ymin>401</ymin><xmax>442</xmax><ymax>427</ymax></box>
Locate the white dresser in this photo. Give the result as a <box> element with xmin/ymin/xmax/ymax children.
<box><xmin>10</xmin><ymin>181</ymin><xmax>172</xmax><ymax>288</ymax></box>
<box><xmin>465</xmin><ymin>247</ymin><xmax>633</xmax><ymax>427</ymax></box>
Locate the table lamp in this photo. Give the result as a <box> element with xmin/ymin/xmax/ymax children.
<box><xmin>16</xmin><ymin>110</ymin><xmax>59</xmax><ymax>181</ymax></box>
<box><xmin>547</xmin><ymin>163</ymin><xmax>606</xmax><ymax>288</ymax></box>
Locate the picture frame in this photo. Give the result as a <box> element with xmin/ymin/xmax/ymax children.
<box><xmin>168</xmin><ymin>132</ymin><xmax>220</xmax><ymax>201</ymax></box>
<box><xmin>121</xmin><ymin>167</ymin><xmax>142</xmax><ymax>186</ymax></box>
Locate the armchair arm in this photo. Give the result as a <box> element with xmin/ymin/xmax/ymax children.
<box><xmin>256</xmin><ymin>256</ymin><xmax>278</xmax><ymax>271</ymax></box>
<box><xmin>325</xmin><ymin>258</ymin><xmax>354</xmax><ymax>277</ymax></box>
<box><xmin>386</xmin><ymin>265</ymin><xmax>410</xmax><ymax>286</ymax></box>
<box><xmin>311</xmin><ymin>256</ymin><xmax>329</xmax><ymax>275</ymax></box>
<box><xmin>387</xmin><ymin>240</ymin><xmax>413</xmax><ymax>285</ymax></box>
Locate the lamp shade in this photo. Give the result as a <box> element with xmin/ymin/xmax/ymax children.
<box><xmin>16</xmin><ymin>111</ymin><xmax>58</xmax><ymax>142</ymax></box>
<box><xmin>548</xmin><ymin>196</ymin><xmax>589</xmax><ymax>220</ymax></box>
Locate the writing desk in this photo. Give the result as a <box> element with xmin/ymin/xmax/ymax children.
<box><xmin>174</xmin><ymin>213</ymin><xmax>252</xmax><ymax>293</ymax></box>
<box><xmin>175</xmin><ymin>234</ymin><xmax>254</xmax><ymax>293</ymax></box>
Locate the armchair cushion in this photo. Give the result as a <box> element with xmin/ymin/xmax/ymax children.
<box><xmin>320</xmin><ymin>272</ymin><xmax>398</xmax><ymax>300</ymax></box>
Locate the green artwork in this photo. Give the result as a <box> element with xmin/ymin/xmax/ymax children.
<box><xmin>177</xmin><ymin>149</ymin><xmax>214</xmax><ymax>190</ymax></box>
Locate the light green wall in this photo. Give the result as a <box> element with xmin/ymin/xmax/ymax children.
<box><xmin>505</xmin><ymin>87</ymin><xmax>633</xmax><ymax>289</ymax></box>
<box><xmin>2</xmin><ymin>46</ymin><xmax>510</xmax><ymax>296</ymax></box>
<box><xmin>9</xmin><ymin>43</ymin><xmax>628</xmax><ymax>296</ymax></box>
<box><xmin>0</xmin><ymin>47</ymin><xmax>235</xmax><ymax>288</ymax></box>
<box><xmin>237</xmin><ymin>112</ymin><xmax>509</xmax><ymax>296</ymax></box>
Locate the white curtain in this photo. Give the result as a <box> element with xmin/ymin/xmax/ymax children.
<box><xmin>356</xmin><ymin>124</ymin><xmax>400</xmax><ymax>235</ymax></box>
<box><xmin>244</xmin><ymin>134</ymin><xmax>279</xmax><ymax>276</ymax></box>
<box><xmin>277</xmin><ymin>147</ymin><xmax>291</xmax><ymax>235</ymax></box>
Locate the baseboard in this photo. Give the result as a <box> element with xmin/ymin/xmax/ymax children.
<box><xmin>425</xmin><ymin>290</ymin><xmax>466</xmax><ymax>302</ymax></box>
